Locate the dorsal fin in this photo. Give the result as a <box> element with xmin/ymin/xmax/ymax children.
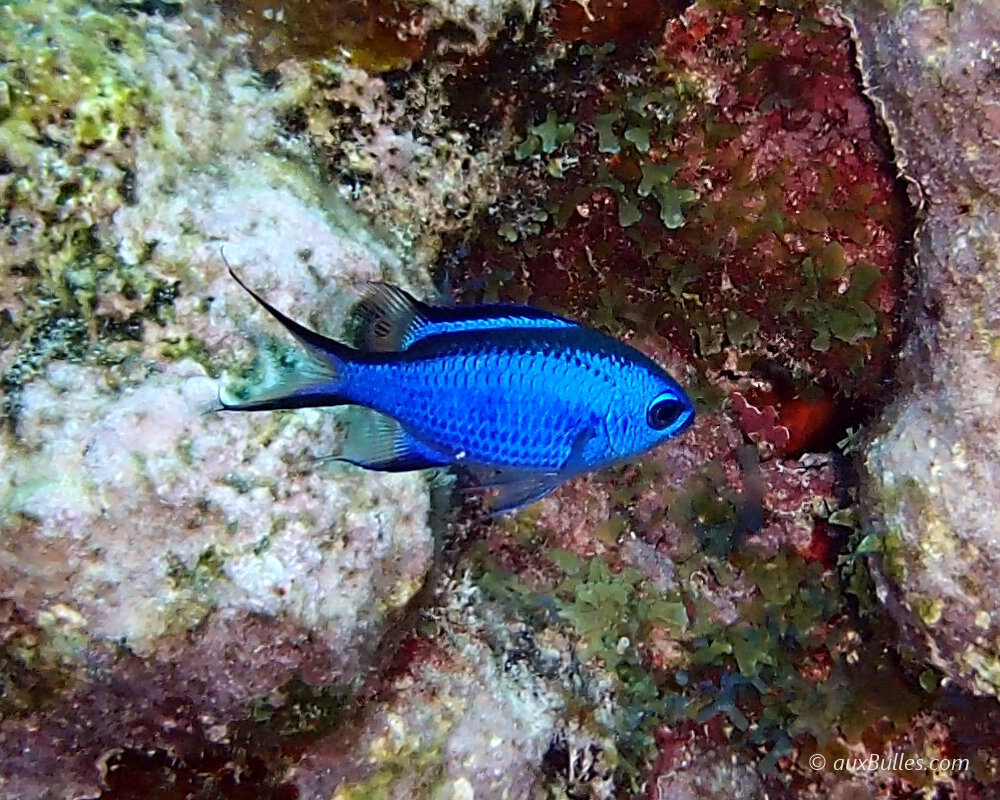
<box><xmin>352</xmin><ymin>283</ymin><xmax>583</xmax><ymax>353</ymax></box>
<box><xmin>353</xmin><ymin>283</ymin><xmax>431</xmax><ymax>352</ymax></box>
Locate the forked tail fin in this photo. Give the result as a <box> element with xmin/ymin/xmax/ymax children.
<box><xmin>220</xmin><ymin>266</ymin><xmax>353</xmax><ymax>412</ymax></box>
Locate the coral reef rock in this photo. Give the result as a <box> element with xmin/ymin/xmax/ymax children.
<box><xmin>0</xmin><ymin>3</ymin><xmax>437</xmax><ymax>796</ymax></box>
<box><xmin>850</xmin><ymin>0</ymin><xmax>1000</xmax><ymax>696</ymax></box>
<box><xmin>221</xmin><ymin>0</ymin><xmax>540</xmax><ymax>71</ymax></box>
<box><xmin>292</xmin><ymin>579</ymin><xmax>570</xmax><ymax>799</ymax></box>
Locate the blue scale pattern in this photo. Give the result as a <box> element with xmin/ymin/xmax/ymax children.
<box><xmin>341</xmin><ymin>326</ymin><xmax>665</xmax><ymax>472</ymax></box>
<box><xmin>224</xmin><ymin>268</ymin><xmax>695</xmax><ymax>494</ymax></box>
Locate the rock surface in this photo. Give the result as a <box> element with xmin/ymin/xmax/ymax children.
<box><xmin>0</xmin><ymin>4</ymin><xmax>437</xmax><ymax>796</ymax></box>
<box><xmin>5</xmin><ymin>0</ymin><xmax>1000</xmax><ymax>797</ymax></box>
<box><xmin>850</xmin><ymin>0</ymin><xmax>1000</xmax><ymax>695</ymax></box>
<box><xmin>290</xmin><ymin>578</ymin><xmax>571</xmax><ymax>800</ymax></box>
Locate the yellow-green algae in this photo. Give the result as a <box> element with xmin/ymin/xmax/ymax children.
<box><xmin>332</xmin><ymin>720</ymin><xmax>449</xmax><ymax>800</ymax></box>
<box><xmin>0</xmin><ymin>0</ymin><xmax>167</xmax><ymax>416</ymax></box>
<box><xmin>912</xmin><ymin>596</ymin><xmax>945</xmax><ymax>627</ymax></box>
<box><xmin>0</xmin><ymin>2</ymin><xmax>150</xmax><ymax>159</ymax></box>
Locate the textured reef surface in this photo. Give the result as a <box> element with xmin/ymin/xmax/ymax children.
<box><xmin>1</xmin><ymin>0</ymin><xmax>999</xmax><ymax>799</ymax></box>
<box><xmin>851</xmin><ymin>0</ymin><xmax>1000</xmax><ymax>701</ymax></box>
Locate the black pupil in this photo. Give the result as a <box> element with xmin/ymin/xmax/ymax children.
<box><xmin>648</xmin><ymin>398</ymin><xmax>685</xmax><ymax>430</ymax></box>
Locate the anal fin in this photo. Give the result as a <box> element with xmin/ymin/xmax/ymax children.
<box><xmin>335</xmin><ymin>410</ymin><xmax>455</xmax><ymax>473</ymax></box>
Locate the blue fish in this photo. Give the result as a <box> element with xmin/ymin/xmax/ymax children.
<box><xmin>221</xmin><ymin>269</ymin><xmax>695</xmax><ymax>513</ymax></box>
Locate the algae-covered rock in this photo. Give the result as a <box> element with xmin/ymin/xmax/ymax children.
<box><xmin>292</xmin><ymin>583</ymin><xmax>569</xmax><ymax>800</ymax></box>
<box><xmin>0</xmin><ymin>2</ymin><xmax>449</xmax><ymax>795</ymax></box>
<box><xmin>13</xmin><ymin>0</ymin><xmax>1000</xmax><ymax>797</ymax></box>
<box><xmin>643</xmin><ymin>736</ymin><xmax>764</xmax><ymax>800</ymax></box>
<box><xmin>221</xmin><ymin>0</ymin><xmax>540</xmax><ymax>71</ymax></box>
<box><xmin>847</xmin><ymin>0</ymin><xmax>1000</xmax><ymax>696</ymax></box>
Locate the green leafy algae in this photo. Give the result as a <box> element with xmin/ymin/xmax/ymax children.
<box><xmin>595</xmin><ymin>112</ymin><xmax>622</xmax><ymax>153</ymax></box>
<box><xmin>516</xmin><ymin>109</ymin><xmax>575</xmax><ymax>160</ymax></box>
<box><xmin>550</xmin><ymin>553</ymin><xmax>688</xmax><ymax>671</ymax></box>
<box><xmin>624</xmin><ymin>125</ymin><xmax>651</xmax><ymax>153</ymax></box>
<box><xmin>470</xmin><ymin>1</ymin><xmax>908</xmax><ymax>413</ymax></box>
<box><xmin>473</xmin><ymin>455</ymin><xmax>933</xmax><ymax>789</ymax></box>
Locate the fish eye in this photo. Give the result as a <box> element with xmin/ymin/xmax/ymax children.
<box><xmin>647</xmin><ymin>395</ymin><xmax>690</xmax><ymax>431</ymax></box>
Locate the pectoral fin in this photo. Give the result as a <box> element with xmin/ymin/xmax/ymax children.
<box><xmin>473</xmin><ymin>426</ymin><xmax>600</xmax><ymax>515</ymax></box>
<box><xmin>563</xmin><ymin>425</ymin><xmax>600</xmax><ymax>475</ymax></box>
<box><xmin>491</xmin><ymin>474</ymin><xmax>565</xmax><ymax>514</ymax></box>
